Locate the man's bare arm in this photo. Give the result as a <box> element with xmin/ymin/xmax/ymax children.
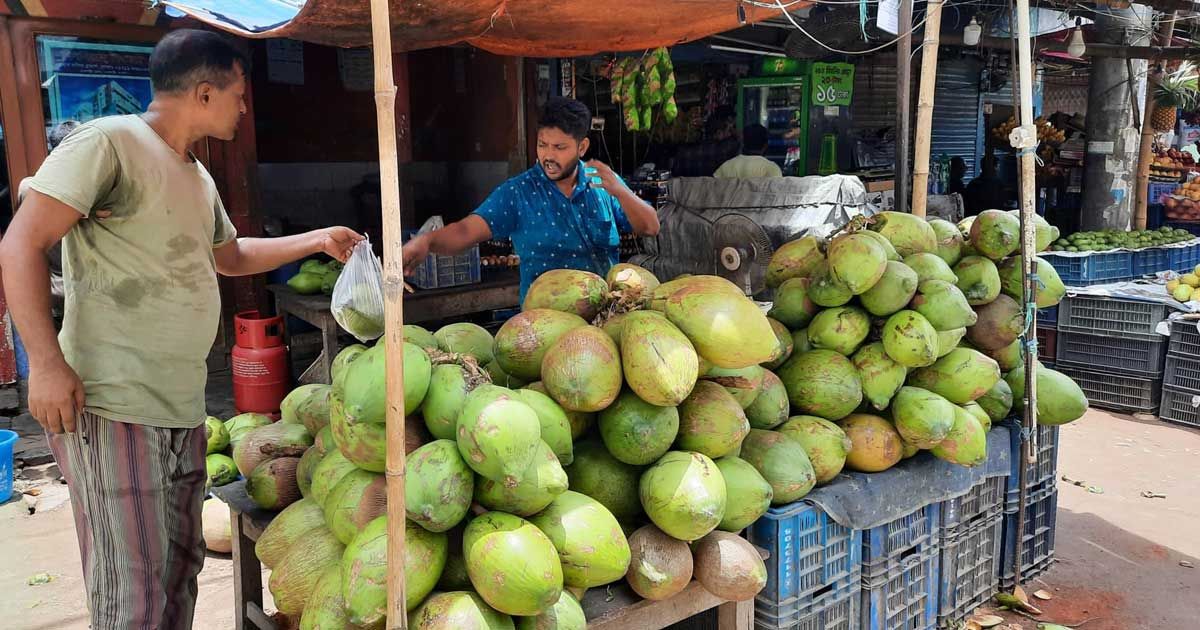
<box><xmin>401</xmin><ymin>215</ymin><xmax>493</xmax><ymax>274</ymax></box>
<box><xmin>213</xmin><ymin>227</ymin><xmax>363</xmax><ymax>277</ymax></box>
<box><xmin>0</xmin><ymin>190</ymin><xmax>86</xmax><ymax>433</ymax></box>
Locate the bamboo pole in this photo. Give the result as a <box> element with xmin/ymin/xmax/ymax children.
<box><xmin>895</xmin><ymin>0</ymin><xmax>914</xmax><ymax>214</ymax></box>
<box><xmin>1135</xmin><ymin>12</ymin><xmax>1178</xmax><ymax>230</ymax></box>
<box><xmin>910</xmin><ymin>0</ymin><xmax>944</xmax><ymax>217</ymax></box>
<box><xmin>367</xmin><ymin>0</ymin><xmax>409</xmax><ymax>627</ymax></box>
<box><xmin>1013</xmin><ymin>0</ymin><xmax>1038</xmax><ymax>591</ymax></box>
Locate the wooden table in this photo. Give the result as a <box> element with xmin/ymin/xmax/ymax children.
<box><xmin>267</xmin><ymin>273</ymin><xmax>519</xmax><ymax>383</ymax></box>
<box><xmin>210</xmin><ymin>481</ymin><xmax>755</xmax><ymax>630</ymax></box>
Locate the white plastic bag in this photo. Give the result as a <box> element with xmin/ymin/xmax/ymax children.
<box><xmin>331</xmin><ymin>238</ymin><xmax>385</xmax><ymax>342</ymax></box>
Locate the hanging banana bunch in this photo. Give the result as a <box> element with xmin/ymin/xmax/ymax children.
<box><xmin>609</xmin><ymin>47</ymin><xmax>678</xmax><ymax>132</ymax></box>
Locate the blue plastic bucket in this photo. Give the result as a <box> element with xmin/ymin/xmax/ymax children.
<box><xmin>0</xmin><ymin>429</ymin><xmax>17</xmax><ymax>503</ymax></box>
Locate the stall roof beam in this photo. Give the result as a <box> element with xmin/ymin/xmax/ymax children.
<box><xmin>162</xmin><ymin>0</ymin><xmax>800</xmax><ymax>55</ymax></box>
<box><xmin>943</xmin><ymin>33</ymin><xmax>1200</xmax><ymax>59</ymax></box>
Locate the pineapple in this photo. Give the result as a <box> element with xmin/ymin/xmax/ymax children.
<box><xmin>1153</xmin><ymin>62</ymin><xmax>1198</xmax><ymax>132</ymax></box>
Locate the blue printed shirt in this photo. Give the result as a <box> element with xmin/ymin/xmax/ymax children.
<box><xmin>474</xmin><ymin>163</ymin><xmax>633</xmax><ymax>302</ymax></box>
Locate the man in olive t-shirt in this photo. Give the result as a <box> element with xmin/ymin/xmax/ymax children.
<box><xmin>0</xmin><ymin>30</ymin><xmax>361</xmax><ymax>629</ymax></box>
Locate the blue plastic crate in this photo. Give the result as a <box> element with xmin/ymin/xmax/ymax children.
<box><xmin>862</xmin><ymin>546</ymin><xmax>939</xmax><ymax>630</ymax></box>
<box><xmin>754</xmin><ymin>574</ymin><xmax>860</xmax><ymax>630</ymax></box>
<box><xmin>1169</xmin><ymin>242</ymin><xmax>1200</xmax><ymax>272</ymax></box>
<box><xmin>1036</xmin><ymin>305</ymin><xmax>1059</xmax><ymax>328</ymax></box>
<box><xmin>1042</xmin><ymin>251</ymin><xmax>1133</xmax><ymax>285</ymax></box>
<box><xmin>862</xmin><ymin>502</ymin><xmax>940</xmax><ymax>570</ymax></box>
<box><xmin>999</xmin><ymin>487</ymin><xmax>1058</xmax><ymax>590</ymax></box>
<box><xmin>1132</xmin><ymin>247</ymin><xmax>1171</xmax><ymax>276</ymax></box>
<box><xmin>749</xmin><ymin>501</ymin><xmax>861</xmax><ymax>624</ymax></box>
<box><xmin>410</xmin><ymin>246</ymin><xmax>482</xmax><ymax>289</ymax></box>
<box><xmin>938</xmin><ymin>511</ymin><xmax>1003</xmax><ymax>627</ymax></box>
<box><xmin>1149</xmin><ymin>181</ymin><xmax>1179</xmax><ymax>204</ymax></box>
<box><xmin>942</xmin><ymin>476</ymin><xmax>1006</xmax><ymax>533</ymax></box>
<box><xmin>1005</xmin><ymin>422</ymin><xmax>1059</xmax><ymax>511</ymax></box>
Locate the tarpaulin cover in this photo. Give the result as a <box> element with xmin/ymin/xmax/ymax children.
<box><xmin>162</xmin><ymin>0</ymin><xmax>788</xmax><ymax>55</ymax></box>
<box><xmin>802</xmin><ymin>424</ymin><xmax>1012</xmax><ymax>531</ymax></box>
<box><xmin>630</xmin><ymin>174</ymin><xmax>870</xmax><ymax>282</ymax></box>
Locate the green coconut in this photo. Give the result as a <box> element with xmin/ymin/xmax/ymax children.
<box><xmin>881</xmin><ymin>309</ymin><xmax>940</xmax><ymax>368</ymax></box>
<box><xmin>661</xmin><ymin>275</ymin><xmax>778</xmax><ymax>368</ymax></box>
<box><xmin>954</xmin><ymin>256</ymin><xmax>1002</xmax><ymax>306</ymax></box>
<box><xmin>247</xmin><ymin>456</ymin><xmax>302</xmax><ymax>511</ymax></box>
<box><xmin>343</xmin><ymin>515</ymin><xmax>448</xmax><ymax>623</ymax></box>
<box><xmin>435</xmin><ymin>322</ymin><xmax>496</xmax><ymax>364</ymax></box>
<box><xmin>791</xmin><ymin>329</ymin><xmax>812</xmax><ymax>355</ymax></box>
<box><xmin>776</xmin><ymin>416</ymin><xmax>851</xmax><ymax>485</ymax></box>
<box><xmin>232</xmin><ymin>421</ymin><xmax>313</xmax><ymax>478</ymax></box>
<box><xmin>828</xmin><ymin>232</ymin><xmax>888</xmax><ymax>294</ymax></box>
<box><xmin>777</xmin><ymin>349</ymin><xmax>863</xmax><ymax>421</ymax></box>
<box><xmin>523</xmin><ymin>269</ymin><xmax>609</xmax><ymax>320</ymax></box>
<box><xmin>859</xmin><ymin>228</ymin><xmax>901</xmax><ymax>261</ymax></box>
<box><xmin>422</xmin><ymin>363</ymin><xmax>477</xmax><ymax>440</ymax></box>
<box><xmin>343</xmin><ymin>342</ymin><xmax>431</xmax><ymax>422</ymax></box>
<box><xmin>484</xmin><ymin>359</ymin><xmax>528</xmax><ymax>389</ymax></box>
<box><xmin>807</xmin><ymin>306</ymin><xmax>871</xmax><ymax>356</ymax></box>
<box><xmin>298</xmin><ymin>563</ymin><xmax>354</xmax><ymax>630</ymax></box>
<box><xmin>890</xmin><ymin>386</ymin><xmax>957</xmax><ymax>448</ymax></box>
<box><xmin>407</xmin><ymin>439</ymin><xmax>474</xmax><ymax>533</ymax></box>
<box><xmin>852</xmin><ymin>341</ymin><xmax>908</xmax><ymax>410</ymax></box>
<box><xmin>625</xmin><ymin>525</ymin><xmax>694</xmax><ymax>600</ymax></box>
<box><xmin>526</xmin><ymin>382</ymin><xmax>595</xmax><ymax>440</ymax></box>
<box><xmin>329</xmin><ymin>391</ymin><xmax>385</xmax><ymax>472</ymax></box>
<box><xmin>840</xmin><ymin>413</ymin><xmax>904</xmax><ymax>472</ymax></box>
<box><xmin>281</xmin><ymin>384</ymin><xmax>327</xmax><ymax>426</ymax></box>
<box><xmin>744</xmin><ymin>370</ymin><xmax>789</xmax><ymax>429</ymax></box>
<box><xmin>930</xmin><ymin>218</ymin><xmax>965</xmax><ymax>266</ymax></box>
<box><xmin>323</xmin><ymin>468</ymin><xmax>387</xmax><ymax>544</ymax></box>
<box><xmin>977</xmin><ymin>378</ymin><xmax>1014</xmax><ymax>423</ymax></box>
<box><xmin>607</xmin><ymin>263</ymin><xmax>661</xmax><ymax>302</ymax></box>
<box><xmin>969</xmin><ymin>209</ymin><xmax>1021</xmax><ymax>261</ymax></box>
<box><xmin>675</xmin><ymin>380</ymin><xmax>751</xmax><ymax>460</ymax></box>
<box><xmin>268</xmin><ymin>525</ymin><xmax>344</xmax><ymax>616</ymax></box>
<box><xmin>763</xmin><ymin>318</ymin><xmax>795</xmax><ymax>370</ymax></box>
<box><xmin>639</xmin><ymin>451</ymin><xmax>726</xmax><ymax>541</ymax></box>
<box><xmin>908</xmin><ymin>348</ymin><xmax>1002</xmax><ymax>405</ymax></box>
<box><xmin>456</xmin><ymin>385</ymin><xmax>542</xmax><ymax>486</ymax></box>
<box><xmin>768</xmin><ymin>277</ymin><xmax>819</xmax><ymax>329</ymax></box>
<box><xmin>930</xmin><ymin>406</ymin><xmax>988</xmax><ymax>466</ymax></box>
<box><xmin>985</xmin><ymin>338</ymin><xmax>1023</xmax><ymax>372</ymax></box>
<box><xmin>206</xmin><ymin>453</ymin><xmax>238</xmax><ymax>488</ymax></box>
<box><xmin>515</xmin><ymin>590</ymin><xmax>587</xmax><ymax>630</ymax></box>
<box><xmin>566</xmin><ymin>440</ymin><xmax>644</xmax><ymax>521</ymax></box>
<box><xmin>411</xmin><ymin>592</ymin><xmax>514</xmax><ymax>630</ymax></box>
<box><xmin>224</xmin><ymin>412</ymin><xmax>272</xmax><ymax>448</ymax></box>
<box><xmin>911</xmin><ymin>280</ymin><xmax>978</xmax><ymax>331</ymax></box>
<box><xmin>739</xmin><ymin>429</ymin><xmax>816</xmax><ymax>503</ymax></box>
<box><xmin>255</xmin><ymin>498</ymin><xmax>326</xmax><ymax>569</ymax></box>
<box><xmin>403</xmin><ymin>325</ymin><xmax>440</xmax><ymax>351</ymax></box>
<box><xmin>702</xmin><ymin>364</ymin><xmax>766</xmax><ymax>408</ymax></box>
<box><xmin>903</xmin><ymin>252</ymin><xmax>959</xmax><ymax>284</ymax></box>
<box><xmin>937</xmin><ymin>327</ymin><xmax>968</xmax><ymax>358</ymax></box>
<box><xmin>513</xmin><ymin>388</ymin><xmax>575</xmax><ymax>466</ymax></box>
<box><xmin>859</xmin><ymin>260</ymin><xmax>920</xmax><ymax>317</ymax></box>
<box><xmin>963</xmin><ymin>401</ymin><xmax>992</xmax><ymax>432</ymax></box>
<box><xmin>869</xmin><ymin>211</ymin><xmax>938</xmax><ymax>256</ymax></box>
<box><xmin>464</xmin><ymin>512</ymin><xmax>564</xmax><ymax>616</ymax></box>
<box><xmin>998</xmin><ymin>255</ymin><xmax>1067</xmax><ymax>308</ymax></box>
<box><xmin>715</xmin><ymin>456</ymin><xmax>773</xmax><ymax>532</ymax></box>
<box><xmin>204</xmin><ymin>416</ymin><xmax>229</xmax><ymax>454</ymax></box>
<box><xmin>542</xmin><ymin>326</ymin><xmax>624</xmax><ymax>412</ymax></box>
<box><xmin>766</xmin><ymin>234</ymin><xmax>824</xmax><ymax>288</ymax></box>
<box><xmin>621</xmin><ymin>311</ymin><xmax>699</xmax><ymax>407</ymax></box>
<box><xmin>494</xmin><ymin>309</ymin><xmax>589</xmax><ymax>382</ymax></box>
<box><xmin>308</xmin><ymin>447</ymin><xmax>358</xmax><ymax>507</ymax></box>
<box><xmin>529</xmin><ymin>490</ymin><xmax>632</xmax><ymax>588</ymax></box>
<box><xmin>296</xmin><ymin>446</ymin><xmax>322</xmax><ymax>498</ymax></box>
<box><xmin>806</xmin><ymin>261</ymin><xmax>854</xmax><ymax>308</ymax></box>
<box><xmin>475</xmin><ymin>440</ymin><xmax>568</xmax><ymax>516</ymax></box>
<box><xmin>1006</xmin><ymin>364</ymin><xmax>1090</xmax><ymax>425</ymax></box>
<box><xmin>598</xmin><ymin>390</ymin><xmax>680</xmax><ymax>465</ymax></box>
<box><xmin>967</xmin><ymin>294</ymin><xmax>1025</xmax><ymax>351</ymax></box>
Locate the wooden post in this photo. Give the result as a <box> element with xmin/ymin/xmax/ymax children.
<box><xmin>895</xmin><ymin>0</ymin><xmax>914</xmax><ymax>213</ymax></box>
<box><xmin>1135</xmin><ymin>11</ymin><xmax>1178</xmax><ymax>229</ymax></box>
<box><xmin>910</xmin><ymin>0</ymin><xmax>945</xmax><ymax>217</ymax></box>
<box><xmin>367</xmin><ymin>0</ymin><xmax>409</xmax><ymax>628</ymax></box>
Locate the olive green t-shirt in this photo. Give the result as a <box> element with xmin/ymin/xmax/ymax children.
<box><xmin>29</xmin><ymin>115</ymin><xmax>237</xmax><ymax>428</ymax></box>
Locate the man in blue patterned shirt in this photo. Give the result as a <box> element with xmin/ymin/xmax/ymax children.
<box><xmin>402</xmin><ymin>97</ymin><xmax>660</xmax><ymax>302</ymax></box>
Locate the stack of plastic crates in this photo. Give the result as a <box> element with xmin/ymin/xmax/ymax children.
<box><xmin>1159</xmin><ymin>319</ymin><xmax>1200</xmax><ymax>429</ymax></box>
<box><xmin>748</xmin><ymin>501</ymin><xmax>861</xmax><ymax>629</ymax></box>
<box><xmin>1000</xmin><ymin>422</ymin><xmax>1060</xmax><ymax>589</ymax></box>
<box><xmin>1041</xmin><ymin>251</ymin><xmax>1132</xmax><ymax>286</ymax></box>
<box><xmin>1054</xmin><ymin>295</ymin><xmax>1170</xmax><ymax>413</ymax></box>
<box><xmin>860</xmin><ymin>503</ymin><xmax>940</xmax><ymax>630</ymax></box>
<box><xmin>937</xmin><ymin>476</ymin><xmax>1005</xmax><ymax>627</ymax></box>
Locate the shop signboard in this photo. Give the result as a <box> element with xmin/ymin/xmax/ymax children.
<box><xmin>811</xmin><ymin>62</ymin><xmax>855</xmax><ymax>107</ymax></box>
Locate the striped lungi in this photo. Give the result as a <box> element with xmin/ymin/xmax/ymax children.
<box><xmin>48</xmin><ymin>411</ymin><xmax>208</xmax><ymax>630</ymax></box>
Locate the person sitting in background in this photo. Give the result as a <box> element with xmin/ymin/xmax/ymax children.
<box><xmin>964</xmin><ymin>154</ymin><xmax>1006</xmax><ymax>216</ymax></box>
<box><xmin>670</xmin><ymin>105</ymin><xmax>740</xmax><ymax>177</ymax></box>
<box><xmin>714</xmin><ymin>124</ymin><xmax>783</xmax><ymax>178</ymax></box>
<box><xmin>947</xmin><ymin>156</ymin><xmax>967</xmax><ymax>196</ymax></box>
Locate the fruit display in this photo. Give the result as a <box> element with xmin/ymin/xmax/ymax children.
<box><xmin>991</xmin><ymin>116</ymin><xmax>1065</xmax><ymax>145</ymax></box>
<box><xmin>606</xmin><ymin>47</ymin><xmax>677</xmax><ymax>132</ymax></box>
<box><xmin>1049</xmin><ymin>227</ymin><xmax>1195</xmax><ymax>252</ymax></box>
<box><xmin>223</xmin><ymin>211</ymin><xmax>1093</xmax><ymax>624</ymax></box>
<box><xmin>1152</xmin><ymin>147</ymin><xmax>1196</xmax><ymax>178</ymax></box>
<box><xmin>287</xmin><ymin>258</ymin><xmax>343</xmax><ymax>295</ymax></box>
<box><xmin>1166</xmin><ymin>264</ymin><xmax>1200</xmax><ymax>303</ymax></box>
<box><xmin>1152</xmin><ymin>61</ymin><xmax>1198</xmax><ymax>133</ymax></box>
<box><xmin>1165</xmin><ymin>180</ymin><xmax>1200</xmax><ymax>220</ymax></box>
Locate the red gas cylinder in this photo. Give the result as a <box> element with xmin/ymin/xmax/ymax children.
<box><xmin>232</xmin><ymin>311</ymin><xmax>290</xmax><ymax>415</ymax></box>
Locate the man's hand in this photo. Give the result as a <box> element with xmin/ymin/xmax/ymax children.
<box><xmin>29</xmin><ymin>359</ymin><xmax>85</xmax><ymax>434</ymax></box>
<box><xmin>584</xmin><ymin>160</ymin><xmax>628</xmax><ymax>197</ymax></box>
<box><xmin>403</xmin><ymin>234</ymin><xmax>431</xmax><ymax>275</ymax></box>
<box><xmin>315</xmin><ymin>226</ymin><xmax>364</xmax><ymax>263</ymax></box>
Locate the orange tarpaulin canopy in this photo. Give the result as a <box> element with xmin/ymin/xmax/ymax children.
<box><xmin>163</xmin><ymin>0</ymin><xmax>793</xmax><ymax>55</ymax></box>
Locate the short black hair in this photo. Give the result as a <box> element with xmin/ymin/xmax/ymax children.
<box><xmin>743</xmin><ymin>124</ymin><xmax>769</xmax><ymax>154</ymax></box>
<box><xmin>538</xmin><ymin>97</ymin><xmax>591</xmax><ymax>142</ymax></box>
<box><xmin>150</xmin><ymin>29</ymin><xmax>249</xmax><ymax>94</ymax></box>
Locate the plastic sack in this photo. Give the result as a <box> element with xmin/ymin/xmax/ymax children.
<box><xmin>331</xmin><ymin>238</ymin><xmax>385</xmax><ymax>342</ymax></box>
